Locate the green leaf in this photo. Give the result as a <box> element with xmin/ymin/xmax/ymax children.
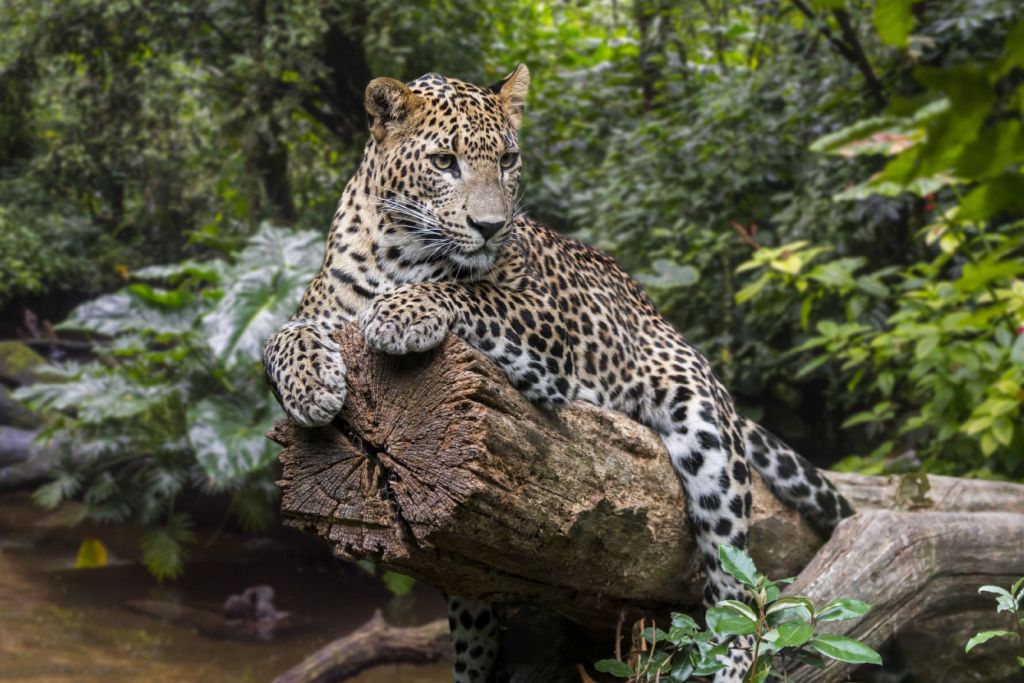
<box><xmin>998</xmin><ymin>21</ymin><xmax>1024</xmax><ymax>76</ymax></box>
<box><xmin>795</xmin><ymin>651</ymin><xmax>828</xmax><ymax>669</ymax></box>
<box><xmin>719</xmin><ymin>544</ymin><xmax>758</xmax><ymax>587</ymax></box>
<box><xmin>769</xmin><ymin>620</ymin><xmax>814</xmax><ymax>648</ymax></box>
<box><xmin>594</xmin><ymin>659</ymin><xmax>635</xmax><ymax>677</ymax></box>
<box><xmin>965</xmin><ymin>630</ymin><xmax>1015</xmax><ymax>653</ymax></box>
<box><xmin>141</xmin><ymin>515</ymin><xmax>195</xmax><ymax>581</ymax></box>
<box><xmin>187</xmin><ymin>394</ymin><xmax>279</xmax><ymax>488</ymax></box>
<box><xmin>718</xmin><ymin>600</ymin><xmax>758</xmax><ymax>621</ymax></box>
<box><xmin>637</xmin><ymin>259</ymin><xmax>700</xmax><ymax>288</ymax></box>
<box><xmin>60</xmin><ymin>290</ymin><xmax>199</xmax><ymax>337</ymax></box>
<box><xmin>841</xmin><ymin>410</ymin><xmax>881</xmax><ymax>429</ymax></box>
<box><xmin>135</xmin><ymin>258</ymin><xmax>228</xmax><ymax>285</ymax></box>
<box><xmin>766</xmin><ymin>597</ymin><xmax>814</xmax><ymax>622</ymax></box>
<box><xmin>957</xmin><ymin>173</ymin><xmax>1024</xmax><ymax>223</ymax></box>
<box><xmin>203</xmin><ymin>225</ymin><xmax>321</xmax><ymax>367</ymax></box>
<box><xmin>736</xmin><ymin>273</ymin><xmax>771</xmax><ymax>304</ymax></box>
<box><xmin>706</xmin><ymin>605</ymin><xmax>757</xmax><ymax>637</ymax></box>
<box><xmin>816</xmin><ymin>598</ymin><xmax>872</xmax><ymax>622</ymax></box>
<box><xmin>691</xmin><ymin>648</ymin><xmax>728</xmax><ymax>676</ymax></box>
<box><xmin>979</xmin><ymin>585</ymin><xmax>1014</xmax><ymax>600</ymax></box>
<box><xmin>381</xmin><ymin>571</ymin><xmax>416</xmax><ymax>596</ymax></box>
<box><xmin>873</xmin><ymin>0</ymin><xmax>915</xmax><ymax>47</ymax></box>
<box><xmin>809</xmin><ymin>634</ymin><xmax>883</xmax><ymax>665</ymax></box>
<box><xmin>642</xmin><ymin>626</ymin><xmax>670</xmax><ymax>644</ymax></box>
<box><xmin>672</xmin><ymin>612</ymin><xmax>700</xmax><ymax>632</ymax></box>
<box><xmin>14</xmin><ymin>364</ymin><xmax>179</xmax><ymax>424</ymax></box>
<box><xmin>810</xmin><ymin>116</ymin><xmax>898</xmax><ymax>155</ymax></box>
<box><xmin>914</xmin><ymin>335</ymin><xmax>940</xmax><ymax>360</ymax></box>
<box><xmin>127</xmin><ymin>283</ymin><xmax>195</xmax><ymax>310</ymax></box>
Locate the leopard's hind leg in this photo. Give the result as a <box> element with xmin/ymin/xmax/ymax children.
<box><xmin>447</xmin><ymin>595</ymin><xmax>500</xmax><ymax>682</ymax></box>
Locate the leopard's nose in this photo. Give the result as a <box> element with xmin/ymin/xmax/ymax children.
<box><xmin>467</xmin><ymin>217</ymin><xmax>505</xmax><ymax>241</ymax></box>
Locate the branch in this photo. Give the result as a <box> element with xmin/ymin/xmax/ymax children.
<box><xmin>831</xmin><ymin>9</ymin><xmax>888</xmax><ymax>109</ymax></box>
<box><xmin>273</xmin><ymin>610</ymin><xmax>449</xmax><ymax>683</ymax></box>
<box><xmin>789</xmin><ymin>0</ymin><xmax>887</xmax><ymax>109</ymax></box>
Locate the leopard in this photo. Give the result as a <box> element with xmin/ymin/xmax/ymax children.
<box><xmin>262</xmin><ymin>64</ymin><xmax>854</xmax><ymax>682</ymax></box>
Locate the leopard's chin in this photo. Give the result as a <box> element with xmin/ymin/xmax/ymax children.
<box><xmin>450</xmin><ymin>245</ymin><xmax>501</xmax><ymax>275</ymax></box>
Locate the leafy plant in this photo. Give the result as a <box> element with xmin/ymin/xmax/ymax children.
<box><xmin>15</xmin><ymin>224</ymin><xmax>321</xmax><ymax>579</ymax></box>
<box><xmin>966</xmin><ymin>578</ymin><xmax>1024</xmax><ymax>671</ymax></box>
<box><xmin>595</xmin><ymin>545</ymin><xmax>880</xmax><ymax>681</ymax></box>
<box><xmin>735</xmin><ymin>18</ymin><xmax>1024</xmax><ymax>478</ymax></box>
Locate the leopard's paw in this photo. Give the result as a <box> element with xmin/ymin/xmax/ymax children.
<box><xmin>359</xmin><ymin>296</ymin><xmax>450</xmax><ymax>355</ymax></box>
<box><xmin>287</xmin><ymin>366</ymin><xmax>347</xmax><ymax>427</ymax></box>
<box><xmin>265</xmin><ymin>326</ymin><xmax>348</xmax><ymax>427</ymax></box>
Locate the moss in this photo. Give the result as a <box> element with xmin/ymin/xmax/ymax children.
<box><xmin>0</xmin><ymin>341</ymin><xmax>47</xmax><ymax>385</ymax></box>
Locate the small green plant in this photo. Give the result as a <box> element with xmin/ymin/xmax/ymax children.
<box><xmin>595</xmin><ymin>545</ymin><xmax>881</xmax><ymax>682</ymax></box>
<box><xmin>965</xmin><ymin>577</ymin><xmax>1024</xmax><ymax>671</ymax></box>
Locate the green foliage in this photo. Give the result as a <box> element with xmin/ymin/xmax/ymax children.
<box><xmin>736</xmin><ymin>17</ymin><xmax>1024</xmax><ymax>478</ymax></box>
<box><xmin>4</xmin><ymin>0</ymin><xmax>1022</xmax><ymax>477</ymax></box>
<box><xmin>594</xmin><ymin>545</ymin><xmax>880</xmax><ymax>681</ymax></box>
<box><xmin>15</xmin><ymin>224</ymin><xmax>319</xmax><ymax>579</ymax></box>
<box><xmin>874</xmin><ymin>0</ymin><xmax>916</xmax><ymax>47</ymax></box>
<box><xmin>965</xmin><ymin>578</ymin><xmax>1024</xmax><ymax>670</ymax></box>
<box><xmin>2</xmin><ymin>0</ymin><xmax>1021</xmax><ymax>578</ymax></box>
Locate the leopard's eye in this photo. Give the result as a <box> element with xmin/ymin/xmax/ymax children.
<box><xmin>500</xmin><ymin>151</ymin><xmax>519</xmax><ymax>170</ymax></box>
<box><xmin>430</xmin><ymin>153</ymin><xmax>457</xmax><ymax>171</ymax></box>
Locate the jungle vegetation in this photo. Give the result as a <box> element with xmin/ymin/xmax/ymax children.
<box><xmin>1</xmin><ymin>0</ymin><xmax>1021</xmax><ymax>577</ymax></box>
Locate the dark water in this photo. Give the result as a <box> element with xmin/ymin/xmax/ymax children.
<box><xmin>0</xmin><ymin>493</ymin><xmax>450</xmax><ymax>682</ymax></box>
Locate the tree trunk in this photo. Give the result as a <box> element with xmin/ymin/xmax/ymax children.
<box><xmin>272</xmin><ymin>324</ymin><xmax>1024</xmax><ymax>678</ymax></box>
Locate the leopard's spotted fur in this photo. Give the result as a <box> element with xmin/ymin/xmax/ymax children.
<box><xmin>263</xmin><ymin>65</ymin><xmax>853</xmax><ymax>682</ymax></box>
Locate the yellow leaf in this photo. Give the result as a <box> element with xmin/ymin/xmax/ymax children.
<box><xmin>772</xmin><ymin>253</ymin><xmax>803</xmax><ymax>275</ymax></box>
<box><xmin>76</xmin><ymin>538</ymin><xmax>109</xmax><ymax>569</ymax></box>
<box><xmin>939</xmin><ymin>233</ymin><xmax>962</xmax><ymax>254</ymax></box>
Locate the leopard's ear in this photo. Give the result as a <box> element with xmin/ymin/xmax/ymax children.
<box><xmin>365</xmin><ymin>78</ymin><xmax>422</xmax><ymax>142</ymax></box>
<box><xmin>488</xmin><ymin>64</ymin><xmax>530</xmax><ymax>129</ymax></box>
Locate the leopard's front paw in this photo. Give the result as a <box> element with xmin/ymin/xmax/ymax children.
<box><xmin>265</xmin><ymin>325</ymin><xmax>347</xmax><ymax>428</ymax></box>
<box><xmin>359</xmin><ymin>295</ymin><xmax>451</xmax><ymax>355</ymax></box>
<box><xmin>285</xmin><ymin>352</ymin><xmax>347</xmax><ymax>427</ymax></box>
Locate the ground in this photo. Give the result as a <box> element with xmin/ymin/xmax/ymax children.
<box><xmin>0</xmin><ymin>492</ymin><xmax>449</xmax><ymax>683</ymax></box>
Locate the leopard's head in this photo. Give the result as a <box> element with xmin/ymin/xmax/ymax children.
<box><xmin>364</xmin><ymin>65</ymin><xmax>529</xmax><ymax>274</ymax></box>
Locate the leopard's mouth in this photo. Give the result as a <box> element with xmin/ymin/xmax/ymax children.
<box><xmin>451</xmin><ymin>243</ymin><xmax>501</xmax><ymax>274</ymax></box>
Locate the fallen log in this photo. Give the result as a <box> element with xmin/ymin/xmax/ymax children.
<box><xmin>272</xmin><ymin>326</ymin><xmax>825</xmax><ymax>627</ymax></box>
<box><xmin>272</xmin><ymin>324</ymin><xmax>1024</xmax><ymax>678</ymax></box>
<box><xmin>787</xmin><ymin>509</ymin><xmax>1024</xmax><ymax>683</ymax></box>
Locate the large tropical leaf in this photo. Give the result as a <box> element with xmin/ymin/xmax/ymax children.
<box><xmin>60</xmin><ymin>291</ymin><xmax>200</xmax><ymax>337</ymax></box>
<box><xmin>187</xmin><ymin>393</ymin><xmax>279</xmax><ymax>488</ymax></box>
<box><xmin>14</xmin><ymin>363</ymin><xmax>180</xmax><ymax>423</ymax></box>
<box><xmin>202</xmin><ymin>224</ymin><xmax>322</xmax><ymax>367</ymax></box>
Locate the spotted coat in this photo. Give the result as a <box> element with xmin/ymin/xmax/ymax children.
<box><xmin>263</xmin><ymin>65</ymin><xmax>854</xmax><ymax>682</ymax></box>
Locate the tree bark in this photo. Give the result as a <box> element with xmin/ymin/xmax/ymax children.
<box><xmin>273</xmin><ymin>324</ymin><xmax>1024</xmax><ymax>649</ymax></box>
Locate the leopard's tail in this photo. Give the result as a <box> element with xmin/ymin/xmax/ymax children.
<box><xmin>739</xmin><ymin>416</ymin><xmax>853</xmax><ymax>534</ymax></box>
